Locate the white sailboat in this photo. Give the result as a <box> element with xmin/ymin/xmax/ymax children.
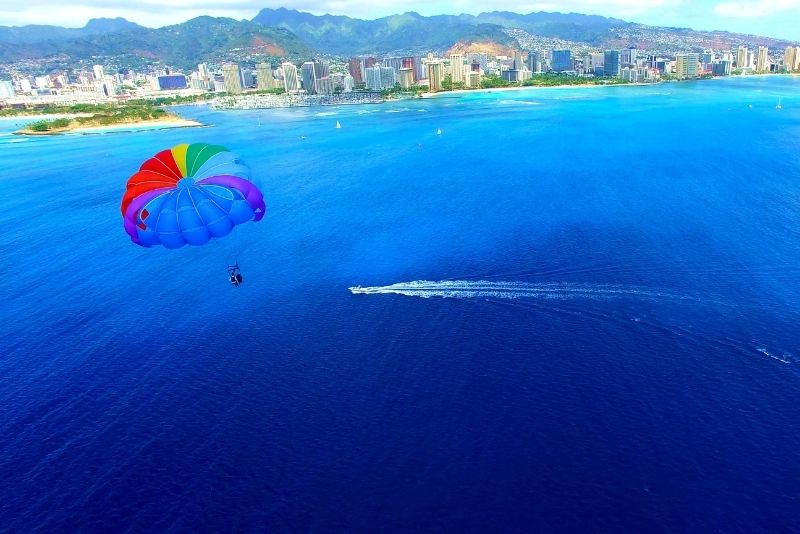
<box><xmin>336</xmin><ymin>120</ymin><xmax>342</xmax><ymax>129</ymax></box>
<box><xmin>436</xmin><ymin>128</ymin><xmax>442</xmax><ymax>135</ymax></box>
<box><xmin>776</xmin><ymin>98</ymin><xmax>782</xmax><ymax>110</ymax></box>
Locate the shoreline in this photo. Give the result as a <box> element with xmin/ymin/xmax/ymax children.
<box><xmin>15</xmin><ymin>117</ymin><xmax>206</xmax><ymax>136</ymax></box>
<box><xmin>0</xmin><ymin>112</ymin><xmax>94</xmax><ymax>121</ymax></box>
<box><xmin>420</xmin><ymin>82</ymin><xmax>638</xmax><ymax>98</ymax></box>
<box><xmin>419</xmin><ymin>72</ymin><xmax>799</xmax><ymax>98</ymax></box>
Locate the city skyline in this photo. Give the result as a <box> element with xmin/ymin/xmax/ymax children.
<box><xmin>1</xmin><ymin>1</ymin><xmax>799</xmax><ymax>42</ymax></box>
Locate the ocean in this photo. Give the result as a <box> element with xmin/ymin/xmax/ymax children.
<box><xmin>1</xmin><ymin>76</ymin><xmax>799</xmax><ymax>531</ymax></box>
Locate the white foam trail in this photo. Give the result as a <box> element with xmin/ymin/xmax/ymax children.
<box><xmin>756</xmin><ymin>347</ymin><xmax>793</xmax><ymax>364</ymax></box>
<box><xmin>349</xmin><ymin>280</ymin><xmax>691</xmax><ymax>302</ymax></box>
<box><xmin>499</xmin><ymin>100</ymin><xmax>541</xmax><ymax>106</ymax></box>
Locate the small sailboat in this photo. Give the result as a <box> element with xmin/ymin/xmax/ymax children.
<box><xmin>335</xmin><ymin>120</ymin><xmax>341</xmax><ymax>129</ymax></box>
<box><xmin>776</xmin><ymin>98</ymin><xmax>782</xmax><ymax>110</ymax></box>
<box><xmin>436</xmin><ymin>128</ymin><xmax>442</xmax><ymax>135</ymax></box>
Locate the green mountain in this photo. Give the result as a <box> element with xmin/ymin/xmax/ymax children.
<box><xmin>250</xmin><ymin>8</ymin><xmax>796</xmax><ymax>55</ymax></box>
<box><xmin>0</xmin><ymin>18</ymin><xmax>145</xmax><ymax>44</ymax></box>
<box><xmin>0</xmin><ymin>17</ymin><xmax>312</xmax><ymax>70</ymax></box>
<box><xmin>462</xmin><ymin>11</ymin><xmax>628</xmax><ymax>44</ymax></box>
<box><xmin>2</xmin><ymin>8</ymin><xmax>796</xmax><ymax>71</ymax></box>
<box><xmin>251</xmin><ymin>8</ymin><xmax>515</xmax><ymax>55</ymax></box>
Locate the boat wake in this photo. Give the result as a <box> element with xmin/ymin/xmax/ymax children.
<box><xmin>499</xmin><ymin>99</ymin><xmax>541</xmax><ymax>106</ymax></box>
<box><xmin>349</xmin><ymin>280</ymin><xmax>691</xmax><ymax>302</ymax></box>
<box><xmin>349</xmin><ymin>280</ymin><xmax>796</xmax><ymax>366</ymax></box>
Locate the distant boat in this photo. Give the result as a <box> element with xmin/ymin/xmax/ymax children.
<box><xmin>336</xmin><ymin>120</ymin><xmax>341</xmax><ymax>129</ymax></box>
<box><xmin>436</xmin><ymin>128</ymin><xmax>442</xmax><ymax>135</ymax></box>
<box><xmin>776</xmin><ymin>98</ymin><xmax>782</xmax><ymax>110</ymax></box>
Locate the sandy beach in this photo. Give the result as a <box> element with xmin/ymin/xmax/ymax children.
<box><xmin>15</xmin><ymin>117</ymin><xmax>206</xmax><ymax>136</ymax></box>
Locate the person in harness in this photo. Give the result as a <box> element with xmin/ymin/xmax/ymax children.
<box><xmin>228</xmin><ymin>264</ymin><xmax>244</xmax><ymax>286</ymax></box>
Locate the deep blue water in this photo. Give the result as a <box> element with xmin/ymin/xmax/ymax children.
<box><xmin>2</xmin><ymin>76</ymin><xmax>800</xmax><ymax>531</ymax></box>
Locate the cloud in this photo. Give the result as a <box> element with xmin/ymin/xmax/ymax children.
<box><xmin>713</xmin><ymin>0</ymin><xmax>800</xmax><ymax>18</ymax></box>
<box><xmin>0</xmin><ymin>0</ymin><xmax>686</xmax><ymax>27</ymax></box>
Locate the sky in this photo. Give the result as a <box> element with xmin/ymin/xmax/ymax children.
<box><xmin>0</xmin><ymin>0</ymin><xmax>799</xmax><ymax>41</ymax></box>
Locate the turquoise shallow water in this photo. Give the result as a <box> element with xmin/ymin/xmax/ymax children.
<box><xmin>1</xmin><ymin>76</ymin><xmax>800</xmax><ymax>531</ymax></box>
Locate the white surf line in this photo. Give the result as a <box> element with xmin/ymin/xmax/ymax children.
<box><xmin>349</xmin><ymin>280</ymin><xmax>692</xmax><ymax>301</ymax></box>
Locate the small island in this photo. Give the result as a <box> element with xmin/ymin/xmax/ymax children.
<box><xmin>13</xmin><ymin>100</ymin><xmax>204</xmax><ymax>135</ymax></box>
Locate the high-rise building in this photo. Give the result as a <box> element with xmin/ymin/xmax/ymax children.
<box><xmin>621</xmin><ymin>47</ymin><xmax>637</xmax><ymax>67</ymax></box>
<box><xmin>712</xmin><ymin>60</ymin><xmax>732</xmax><ymax>76</ymax></box>
<box><xmin>222</xmin><ymin>64</ymin><xmax>243</xmax><ymax>94</ymax></box>
<box><xmin>603</xmin><ymin>51</ymin><xmax>621</xmax><ymax>77</ymax></box>
<box><xmin>212</xmin><ymin>76</ymin><xmax>225</xmax><ymax>92</ymax></box>
<box><xmin>620</xmin><ymin>67</ymin><xmax>638</xmax><ymax>83</ymax></box>
<box><xmin>527</xmin><ymin>50</ymin><xmax>543</xmax><ymax>73</ymax></box>
<box><xmin>513</xmin><ymin>51</ymin><xmax>524</xmax><ymax>71</ymax></box>
<box><xmin>363</xmin><ymin>66</ymin><xmax>394</xmax><ymax>89</ymax></box>
<box><xmin>0</xmin><ymin>80</ymin><xmax>14</xmax><ymax>98</ymax></box>
<box><xmin>784</xmin><ymin>47</ymin><xmax>798</xmax><ymax>72</ymax></box>
<box><xmin>449</xmin><ymin>54</ymin><xmax>464</xmax><ymax>85</ymax></box>
<box><xmin>675</xmin><ymin>53</ymin><xmax>700</xmax><ymax>78</ymax></box>
<box><xmin>426</xmin><ymin>60</ymin><xmax>443</xmax><ymax>92</ymax></box>
<box><xmin>501</xmin><ymin>69</ymin><xmax>520</xmax><ymax>83</ymax></box>
<box><xmin>256</xmin><ymin>63</ymin><xmax>274</xmax><ymax>90</ymax></box>
<box><xmin>348</xmin><ymin>58</ymin><xmax>363</xmax><ymax>84</ymax></box>
<box><xmin>101</xmin><ymin>74</ymin><xmax>117</xmax><ymax>97</ymax></box>
<box><xmin>414</xmin><ymin>57</ymin><xmax>426</xmax><ymax>81</ymax></box>
<box><xmin>314</xmin><ymin>60</ymin><xmax>329</xmax><ymax>80</ymax></box>
<box><xmin>581</xmin><ymin>54</ymin><xmax>593</xmax><ymax>74</ymax></box>
<box><xmin>157</xmin><ymin>74</ymin><xmax>187</xmax><ymax>90</ymax></box>
<box><xmin>316</xmin><ymin>77</ymin><xmax>334</xmax><ymax>95</ymax></box>
<box><xmin>383</xmin><ymin>57</ymin><xmax>403</xmax><ymax>75</ymax></box>
<box><xmin>365</xmin><ymin>66</ymin><xmax>382</xmax><ymax>90</ymax></box>
<box><xmin>552</xmin><ymin>49</ymin><xmax>572</xmax><ymax>72</ymax></box>
<box><xmin>467</xmin><ymin>53</ymin><xmax>489</xmax><ymax>73</ymax></box>
<box><xmin>92</xmin><ymin>65</ymin><xmax>105</xmax><ymax>82</ymax></box>
<box><xmin>380</xmin><ymin>66</ymin><xmax>396</xmax><ymax>89</ymax></box>
<box><xmin>240</xmin><ymin>70</ymin><xmax>254</xmax><ymax>89</ymax></box>
<box><xmin>756</xmin><ymin>46</ymin><xmax>769</xmax><ymax>72</ymax></box>
<box><xmin>344</xmin><ymin>74</ymin><xmax>354</xmax><ymax>92</ymax></box>
<box><xmin>301</xmin><ymin>61</ymin><xmax>317</xmax><ymax>94</ymax></box>
<box><xmin>402</xmin><ymin>57</ymin><xmax>416</xmax><ymax>81</ymax></box>
<box><xmin>281</xmin><ymin>63</ymin><xmax>299</xmax><ymax>92</ymax></box>
<box><xmin>736</xmin><ymin>46</ymin><xmax>749</xmax><ymax>69</ymax></box>
<box><xmin>197</xmin><ymin>63</ymin><xmax>210</xmax><ymax>90</ymax></box>
<box><xmin>399</xmin><ymin>68</ymin><xmax>414</xmax><ymax>89</ymax></box>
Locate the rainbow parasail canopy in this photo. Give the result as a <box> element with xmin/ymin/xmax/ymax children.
<box><xmin>121</xmin><ymin>143</ymin><xmax>265</xmax><ymax>249</ymax></box>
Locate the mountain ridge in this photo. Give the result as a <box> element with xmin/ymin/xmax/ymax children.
<box><xmin>0</xmin><ymin>17</ymin><xmax>312</xmax><ymax>70</ymax></box>
<box><xmin>0</xmin><ymin>8</ymin><xmax>796</xmax><ymax>72</ymax></box>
